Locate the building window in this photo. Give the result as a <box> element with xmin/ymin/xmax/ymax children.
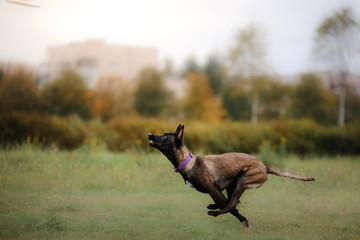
<box><xmin>77</xmin><ymin>58</ymin><xmax>98</xmax><ymax>68</ymax></box>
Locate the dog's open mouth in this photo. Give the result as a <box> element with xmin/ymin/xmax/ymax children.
<box><xmin>148</xmin><ymin>133</ymin><xmax>156</xmax><ymax>147</ymax></box>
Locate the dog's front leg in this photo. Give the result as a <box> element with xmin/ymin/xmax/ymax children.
<box><xmin>207</xmin><ymin>203</ymin><xmax>219</xmax><ymax>210</ymax></box>
<box><xmin>207</xmin><ymin>187</ymin><xmax>249</xmax><ymax>227</ymax></box>
<box><xmin>209</xmin><ymin>181</ymin><xmax>246</xmax><ymax>216</ymax></box>
<box><xmin>206</xmin><ymin>187</ymin><xmax>228</xmax><ymax>217</ymax></box>
<box><xmin>197</xmin><ymin>175</ymin><xmax>249</xmax><ymax>227</ymax></box>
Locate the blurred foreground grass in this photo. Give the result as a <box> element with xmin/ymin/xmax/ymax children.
<box><xmin>0</xmin><ymin>145</ymin><xmax>359</xmax><ymax>239</ymax></box>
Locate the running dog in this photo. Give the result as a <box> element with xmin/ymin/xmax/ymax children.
<box><xmin>148</xmin><ymin>124</ymin><xmax>315</xmax><ymax>227</ymax></box>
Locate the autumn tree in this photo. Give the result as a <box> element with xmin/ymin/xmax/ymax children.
<box><xmin>314</xmin><ymin>7</ymin><xmax>360</xmax><ymax>127</ymax></box>
<box><xmin>133</xmin><ymin>68</ymin><xmax>173</xmax><ymax>117</ymax></box>
<box><xmin>0</xmin><ymin>70</ymin><xmax>40</xmax><ymax>114</ymax></box>
<box><xmin>182</xmin><ymin>73</ymin><xmax>226</xmax><ymax>122</ymax></box>
<box><xmin>41</xmin><ymin>70</ymin><xmax>93</xmax><ymax>118</ymax></box>
<box><xmin>94</xmin><ymin>76</ymin><xmax>133</xmax><ymax>120</ymax></box>
<box><xmin>228</xmin><ymin>23</ymin><xmax>271</xmax><ymax>124</ymax></box>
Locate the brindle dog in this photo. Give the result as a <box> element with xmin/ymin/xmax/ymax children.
<box><xmin>148</xmin><ymin>124</ymin><xmax>315</xmax><ymax>227</ymax></box>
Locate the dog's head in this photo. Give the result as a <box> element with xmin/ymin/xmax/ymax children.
<box><xmin>148</xmin><ymin>124</ymin><xmax>184</xmax><ymax>155</ymax></box>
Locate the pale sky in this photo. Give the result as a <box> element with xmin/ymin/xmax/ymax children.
<box><xmin>0</xmin><ymin>0</ymin><xmax>359</xmax><ymax>74</ymax></box>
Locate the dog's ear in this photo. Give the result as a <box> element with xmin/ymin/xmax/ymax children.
<box><xmin>175</xmin><ymin>124</ymin><xmax>182</xmax><ymax>133</ymax></box>
<box><xmin>175</xmin><ymin>124</ymin><xmax>184</xmax><ymax>141</ymax></box>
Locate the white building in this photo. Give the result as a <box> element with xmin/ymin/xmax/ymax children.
<box><xmin>43</xmin><ymin>39</ymin><xmax>158</xmax><ymax>87</ymax></box>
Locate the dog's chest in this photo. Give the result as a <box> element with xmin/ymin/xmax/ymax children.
<box><xmin>185</xmin><ymin>180</ymin><xmax>195</xmax><ymax>188</ymax></box>
<box><xmin>184</xmin><ymin>178</ymin><xmax>208</xmax><ymax>193</ymax></box>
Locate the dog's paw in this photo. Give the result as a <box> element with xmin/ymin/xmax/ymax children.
<box><xmin>242</xmin><ymin>220</ymin><xmax>249</xmax><ymax>228</ymax></box>
<box><xmin>207</xmin><ymin>204</ymin><xmax>219</xmax><ymax>210</ymax></box>
<box><xmin>207</xmin><ymin>211</ymin><xmax>219</xmax><ymax>217</ymax></box>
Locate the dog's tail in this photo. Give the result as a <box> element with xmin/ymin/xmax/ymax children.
<box><xmin>266</xmin><ymin>167</ymin><xmax>315</xmax><ymax>181</ymax></box>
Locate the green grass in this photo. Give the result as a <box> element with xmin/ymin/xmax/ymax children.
<box><xmin>0</xmin><ymin>144</ymin><xmax>359</xmax><ymax>239</ymax></box>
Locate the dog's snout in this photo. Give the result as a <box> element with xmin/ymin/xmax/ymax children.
<box><xmin>148</xmin><ymin>133</ymin><xmax>156</xmax><ymax>147</ymax></box>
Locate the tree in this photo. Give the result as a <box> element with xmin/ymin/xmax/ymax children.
<box><xmin>182</xmin><ymin>73</ymin><xmax>226</xmax><ymax>122</ymax></box>
<box><xmin>314</xmin><ymin>7</ymin><xmax>360</xmax><ymax>127</ymax></box>
<box><xmin>0</xmin><ymin>70</ymin><xmax>40</xmax><ymax>114</ymax></box>
<box><xmin>221</xmin><ymin>82</ymin><xmax>251</xmax><ymax>120</ymax></box>
<box><xmin>0</xmin><ymin>68</ymin><xmax>4</xmax><ymax>84</ymax></box>
<box><xmin>204</xmin><ymin>54</ymin><xmax>225</xmax><ymax>96</ymax></box>
<box><xmin>41</xmin><ymin>70</ymin><xmax>93</xmax><ymax>118</ymax></box>
<box><xmin>228</xmin><ymin>23</ymin><xmax>270</xmax><ymax>124</ymax></box>
<box><xmin>260</xmin><ymin>79</ymin><xmax>290</xmax><ymax>120</ymax></box>
<box><xmin>94</xmin><ymin>76</ymin><xmax>133</xmax><ymax>120</ymax></box>
<box><xmin>163</xmin><ymin>57</ymin><xmax>175</xmax><ymax>76</ymax></box>
<box><xmin>288</xmin><ymin>74</ymin><xmax>336</xmax><ymax>124</ymax></box>
<box><xmin>182</xmin><ymin>56</ymin><xmax>201</xmax><ymax>75</ymax></box>
<box><xmin>345</xmin><ymin>88</ymin><xmax>360</xmax><ymax>123</ymax></box>
<box><xmin>134</xmin><ymin>68</ymin><xmax>173</xmax><ymax>117</ymax></box>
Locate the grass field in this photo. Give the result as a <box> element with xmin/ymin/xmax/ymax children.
<box><xmin>0</xmin><ymin>144</ymin><xmax>359</xmax><ymax>239</ymax></box>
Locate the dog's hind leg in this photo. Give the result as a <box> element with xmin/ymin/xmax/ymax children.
<box><xmin>230</xmin><ymin>209</ymin><xmax>249</xmax><ymax>227</ymax></box>
<box><xmin>226</xmin><ymin>184</ymin><xmax>249</xmax><ymax>227</ymax></box>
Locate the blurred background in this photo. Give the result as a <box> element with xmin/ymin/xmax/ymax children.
<box><xmin>1</xmin><ymin>2</ymin><xmax>360</xmax><ymax>239</ymax></box>
<box><xmin>0</xmin><ymin>0</ymin><xmax>360</xmax><ymax>155</ymax></box>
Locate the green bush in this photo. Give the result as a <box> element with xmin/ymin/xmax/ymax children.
<box><xmin>47</xmin><ymin>115</ymin><xmax>86</xmax><ymax>150</ymax></box>
<box><xmin>0</xmin><ymin>112</ymin><xmax>85</xmax><ymax>150</ymax></box>
<box><xmin>107</xmin><ymin>116</ymin><xmax>173</xmax><ymax>151</ymax></box>
<box><xmin>183</xmin><ymin>120</ymin><xmax>360</xmax><ymax>156</ymax></box>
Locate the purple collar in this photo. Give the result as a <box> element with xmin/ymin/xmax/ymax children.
<box><xmin>174</xmin><ymin>153</ymin><xmax>193</xmax><ymax>172</ymax></box>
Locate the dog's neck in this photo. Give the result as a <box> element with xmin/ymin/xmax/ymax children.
<box><xmin>163</xmin><ymin>144</ymin><xmax>193</xmax><ymax>170</ymax></box>
<box><xmin>175</xmin><ymin>145</ymin><xmax>192</xmax><ymax>169</ymax></box>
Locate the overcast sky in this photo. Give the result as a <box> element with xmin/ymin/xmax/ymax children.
<box><xmin>0</xmin><ymin>0</ymin><xmax>359</xmax><ymax>75</ymax></box>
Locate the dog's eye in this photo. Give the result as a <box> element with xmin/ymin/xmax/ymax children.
<box><xmin>162</xmin><ymin>135</ymin><xmax>167</xmax><ymax>140</ymax></box>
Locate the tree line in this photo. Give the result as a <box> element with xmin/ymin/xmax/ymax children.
<box><xmin>0</xmin><ymin>66</ymin><xmax>359</xmax><ymax>126</ymax></box>
<box><xmin>0</xmin><ymin>7</ymin><xmax>359</xmax><ymax>126</ymax></box>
